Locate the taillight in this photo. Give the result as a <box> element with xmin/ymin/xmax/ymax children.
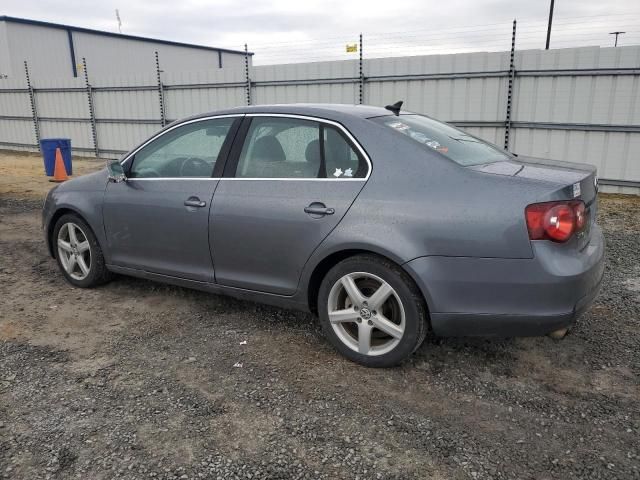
<box><xmin>525</xmin><ymin>200</ymin><xmax>587</xmax><ymax>243</ymax></box>
<box><xmin>574</xmin><ymin>202</ymin><xmax>586</xmax><ymax>230</ymax></box>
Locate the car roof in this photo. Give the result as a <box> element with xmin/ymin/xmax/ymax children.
<box><xmin>192</xmin><ymin>103</ymin><xmax>396</xmax><ymax>121</ymax></box>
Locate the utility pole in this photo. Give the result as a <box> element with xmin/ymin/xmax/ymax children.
<box><xmin>609</xmin><ymin>31</ymin><xmax>625</xmax><ymax>47</ymax></box>
<box><xmin>545</xmin><ymin>0</ymin><xmax>554</xmax><ymax>49</ymax></box>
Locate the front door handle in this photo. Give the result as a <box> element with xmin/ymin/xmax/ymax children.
<box><xmin>184</xmin><ymin>197</ymin><xmax>206</xmax><ymax>208</ymax></box>
<box><xmin>304</xmin><ymin>203</ymin><xmax>335</xmax><ymax>216</ymax></box>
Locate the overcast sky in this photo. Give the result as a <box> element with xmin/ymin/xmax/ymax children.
<box><xmin>3</xmin><ymin>0</ymin><xmax>640</xmax><ymax>63</ymax></box>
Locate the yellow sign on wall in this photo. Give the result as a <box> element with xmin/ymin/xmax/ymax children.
<box><xmin>346</xmin><ymin>44</ymin><xmax>358</xmax><ymax>53</ymax></box>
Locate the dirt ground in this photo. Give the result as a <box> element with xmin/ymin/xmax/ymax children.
<box><xmin>0</xmin><ymin>151</ymin><xmax>104</xmax><ymax>200</ymax></box>
<box><xmin>0</xmin><ymin>151</ymin><xmax>639</xmax><ymax>479</ymax></box>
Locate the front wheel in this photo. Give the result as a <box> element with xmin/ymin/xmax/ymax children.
<box><xmin>53</xmin><ymin>213</ymin><xmax>112</xmax><ymax>288</ymax></box>
<box><xmin>318</xmin><ymin>254</ymin><xmax>428</xmax><ymax>367</ymax></box>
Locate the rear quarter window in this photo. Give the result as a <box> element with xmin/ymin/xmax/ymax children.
<box><xmin>372</xmin><ymin>114</ymin><xmax>511</xmax><ymax>166</ymax></box>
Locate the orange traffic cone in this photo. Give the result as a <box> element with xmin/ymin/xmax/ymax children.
<box><xmin>49</xmin><ymin>147</ymin><xmax>69</xmax><ymax>182</ymax></box>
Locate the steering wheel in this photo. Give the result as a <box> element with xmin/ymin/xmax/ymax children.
<box><xmin>135</xmin><ymin>168</ymin><xmax>160</xmax><ymax>178</ymax></box>
<box><xmin>179</xmin><ymin>157</ymin><xmax>210</xmax><ymax>177</ymax></box>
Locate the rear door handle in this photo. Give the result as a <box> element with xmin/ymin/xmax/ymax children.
<box><xmin>184</xmin><ymin>197</ymin><xmax>206</xmax><ymax>208</ymax></box>
<box><xmin>304</xmin><ymin>203</ymin><xmax>335</xmax><ymax>216</ymax></box>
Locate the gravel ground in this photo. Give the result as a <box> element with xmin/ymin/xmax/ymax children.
<box><xmin>0</xmin><ymin>189</ymin><xmax>639</xmax><ymax>480</ymax></box>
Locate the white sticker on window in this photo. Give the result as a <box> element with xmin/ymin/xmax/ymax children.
<box><xmin>344</xmin><ymin>167</ymin><xmax>353</xmax><ymax>177</ymax></box>
<box><xmin>388</xmin><ymin>121</ymin><xmax>411</xmax><ymax>132</ymax></box>
<box><xmin>333</xmin><ymin>167</ymin><xmax>343</xmax><ymax>177</ymax></box>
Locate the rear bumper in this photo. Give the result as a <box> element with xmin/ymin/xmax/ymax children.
<box><xmin>405</xmin><ymin>224</ymin><xmax>605</xmax><ymax>337</ymax></box>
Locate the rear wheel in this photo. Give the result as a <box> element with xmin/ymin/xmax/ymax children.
<box><xmin>318</xmin><ymin>254</ymin><xmax>428</xmax><ymax>367</ymax></box>
<box><xmin>53</xmin><ymin>213</ymin><xmax>112</xmax><ymax>288</ymax></box>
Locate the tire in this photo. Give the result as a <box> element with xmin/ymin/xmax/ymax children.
<box><xmin>317</xmin><ymin>254</ymin><xmax>428</xmax><ymax>367</ymax></box>
<box><xmin>52</xmin><ymin>213</ymin><xmax>112</xmax><ymax>288</ymax></box>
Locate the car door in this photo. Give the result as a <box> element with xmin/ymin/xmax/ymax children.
<box><xmin>103</xmin><ymin>116</ymin><xmax>241</xmax><ymax>282</ymax></box>
<box><xmin>210</xmin><ymin>114</ymin><xmax>370</xmax><ymax>295</ymax></box>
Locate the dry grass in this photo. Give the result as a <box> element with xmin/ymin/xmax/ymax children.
<box><xmin>0</xmin><ymin>150</ymin><xmax>105</xmax><ymax>200</ymax></box>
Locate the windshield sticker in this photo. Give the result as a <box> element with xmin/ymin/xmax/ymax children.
<box><xmin>409</xmin><ymin>131</ymin><xmax>429</xmax><ymax>143</ymax></box>
<box><xmin>387</xmin><ymin>121</ymin><xmax>411</xmax><ymax>132</ymax></box>
<box><xmin>333</xmin><ymin>167</ymin><xmax>343</xmax><ymax>177</ymax></box>
<box><xmin>387</xmin><ymin>120</ymin><xmax>451</xmax><ymax>154</ymax></box>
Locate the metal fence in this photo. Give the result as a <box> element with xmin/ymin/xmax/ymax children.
<box><xmin>1</xmin><ymin>26</ymin><xmax>640</xmax><ymax>192</ymax></box>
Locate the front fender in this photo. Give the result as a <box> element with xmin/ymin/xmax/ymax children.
<box><xmin>43</xmin><ymin>169</ymin><xmax>109</xmax><ymax>259</ymax></box>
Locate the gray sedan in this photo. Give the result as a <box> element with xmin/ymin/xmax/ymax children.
<box><xmin>42</xmin><ymin>103</ymin><xmax>605</xmax><ymax>367</ymax></box>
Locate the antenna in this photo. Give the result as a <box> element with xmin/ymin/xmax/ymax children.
<box><xmin>115</xmin><ymin>9</ymin><xmax>122</xmax><ymax>34</ymax></box>
<box><xmin>385</xmin><ymin>101</ymin><xmax>403</xmax><ymax>116</ymax></box>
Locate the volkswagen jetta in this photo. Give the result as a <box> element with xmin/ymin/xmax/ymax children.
<box><xmin>42</xmin><ymin>103</ymin><xmax>605</xmax><ymax>367</ymax></box>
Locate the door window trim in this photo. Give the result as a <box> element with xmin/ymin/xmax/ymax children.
<box><xmin>120</xmin><ymin>113</ymin><xmax>372</xmax><ymax>182</ymax></box>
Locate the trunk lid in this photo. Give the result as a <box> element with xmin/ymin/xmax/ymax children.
<box><xmin>469</xmin><ymin>155</ymin><xmax>599</xmax><ymax>250</ymax></box>
<box><xmin>469</xmin><ymin>155</ymin><xmax>597</xmax><ymax>205</ymax></box>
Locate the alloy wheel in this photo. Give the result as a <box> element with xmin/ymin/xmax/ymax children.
<box><xmin>327</xmin><ymin>272</ymin><xmax>406</xmax><ymax>356</ymax></box>
<box><xmin>57</xmin><ymin>222</ymin><xmax>92</xmax><ymax>281</ymax></box>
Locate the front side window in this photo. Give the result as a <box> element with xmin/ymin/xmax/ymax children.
<box><xmin>129</xmin><ymin>117</ymin><xmax>235</xmax><ymax>178</ymax></box>
<box><xmin>235</xmin><ymin>117</ymin><xmax>367</xmax><ymax>179</ymax></box>
<box><xmin>372</xmin><ymin>114</ymin><xmax>511</xmax><ymax>166</ymax></box>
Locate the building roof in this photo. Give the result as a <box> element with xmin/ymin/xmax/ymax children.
<box><xmin>0</xmin><ymin>15</ymin><xmax>252</xmax><ymax>56</ymax></box>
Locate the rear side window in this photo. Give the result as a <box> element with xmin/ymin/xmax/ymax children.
<box><xmin>237</xmin><ymin>117</ymin><xmax>320</xmax><ymax>178</ymax></box>
<box><xmin>324</xmin><ymin>126</ymin><xmax>366</xmax><ymax>178</ymax></box>
<box><xmin>372</xmin><ymin>114</ymin><xmax>510</xmax><ymax>166</ymax></box>
<box><xmin>235</xmin><ymin>117</ymin><xmax>367</xmax><ymax>179</ymax></box>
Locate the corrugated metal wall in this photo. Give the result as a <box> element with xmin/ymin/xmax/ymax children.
<box><xmin>2</xmin><ymin>22</ymin><xmax>71</xmax><ymax>80</ymax></box>
<box><xmin>0</xmin><ymin>20</ymin><xmax>247</xmax><ymax>80</ymax></box>
<box><xmin>72</xmin><ymin>32</ymin><xmax>246</xmax><ymax>79</ymax></box>
<box><xmin>1</xmin><ymin>45</ymin><xmax>639</xmax><ymax>192</ymax></box>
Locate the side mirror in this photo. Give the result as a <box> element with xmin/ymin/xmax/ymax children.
<box><xmin>107</xmin><ymin>161</ymin><xmax>127</xmax><ymax>183</ymax></box>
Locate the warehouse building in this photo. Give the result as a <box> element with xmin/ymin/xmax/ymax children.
<box><xmin>0</xmin><ymin>16</ymin><xmax>250</xmax><ymax>81</ymax></box>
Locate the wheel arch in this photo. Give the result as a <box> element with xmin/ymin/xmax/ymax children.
<box><xmin>305</xmin><ymin>248</ymin><xmax>432</xmax><ymax>324</ymax></box>
<box><xmin>46</xmin><ymin>207</ymin><xmax>95</xmax><ymax>259</ymax></box>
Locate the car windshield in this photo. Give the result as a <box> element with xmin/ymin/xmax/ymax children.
<box><xmin>372</xmin><ymin>114</ymin><xmax>511</xmax><ymax>166</ymax></box>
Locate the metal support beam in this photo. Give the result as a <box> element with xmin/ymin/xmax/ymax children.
<box><xmin>66</xmin><ymin>29</ymin><xmax>78</xmax><ymax>77</ymax></box>
<box><xmin>510</xmin><ymin>121</ymin><xmax>640</xmax><ymax>133</ymax></box>
<box><xmin>504</xmin><ymin>19</ymin><xmax>517</xmax><ymax>150</ymax></box>
<box><xmin>244</xmin><ymin>43</ymin><xmax>252</xmax><ymax>105</ymax></box>
<box><xmin>599</xmin><ymin>178</ymin><xmax>640</xmax><ymax>188</ymax></box>
<box><xmin>23</xmin><ymin>61</ymin><xmax>41</xmax><ymax>150</ymax></box>
<box><xmin>359</xmin><ymin>33</ymin><xmax>364</xmax><ymax>104</ymax></box>
<box><xmin>155</xmin><ymin>51</ymin><xmax>166</xmax><ymax>127</ymax></box>
<box><xmin>163</xmin><ymin>81</ymin><xmax>248</xmax><ymax>90</ymax></box>
<box><xmin>82</xmin><ymin>58</ymin><xmax>99</xmax><ymax>158</ymax></box>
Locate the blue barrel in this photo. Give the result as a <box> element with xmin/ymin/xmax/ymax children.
<box><xmin>41</xmin><ymin>138</ymin><xmax>72</xmax><ymax>176</ymax></box>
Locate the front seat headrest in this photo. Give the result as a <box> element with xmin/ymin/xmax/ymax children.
<box><xmin>253</xmin><ymin>136</ymin><xmax>286</xmax><ymax>162</ymax></box>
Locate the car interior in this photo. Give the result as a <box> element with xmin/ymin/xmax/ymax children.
<box><xmin>237</xmin><ymin>121</ymin><xmax>363</xmax><ymax>178</ymax></box>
